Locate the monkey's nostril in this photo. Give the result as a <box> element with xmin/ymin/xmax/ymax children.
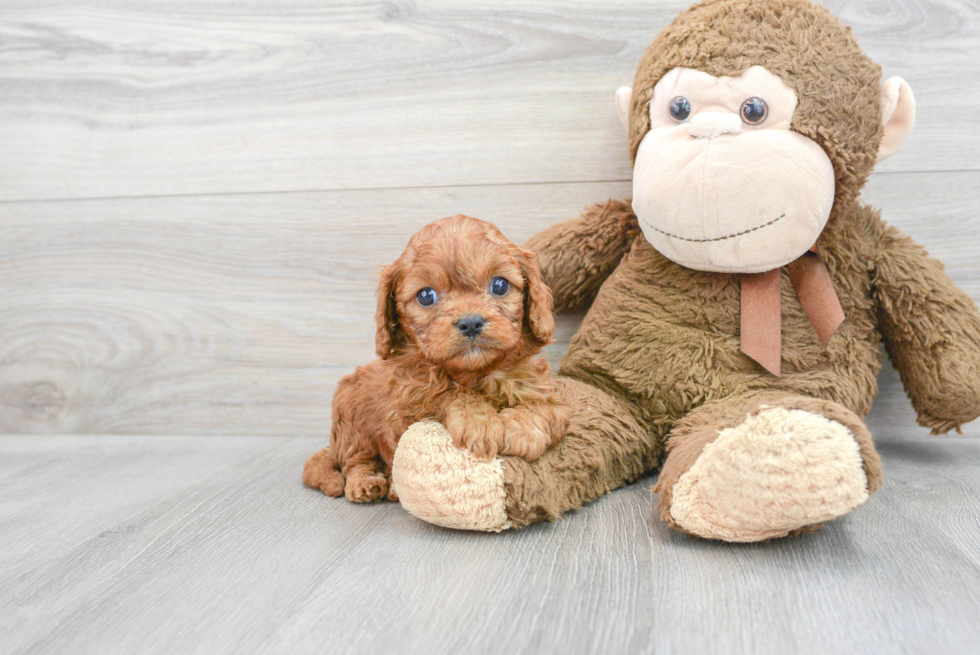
<box><xmin>688</xmin><ymin>112</ymin><xmax>742</xmax><ymax>139</ymax></box>
<box><xmin>456</xmin><ymin>315</ymin><xmax>486</xmax><ymax>338</ymax></box>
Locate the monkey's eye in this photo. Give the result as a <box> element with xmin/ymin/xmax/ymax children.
<box><xmin>668</xmin><ymin>96</ymin><xmax>692</xmax><ymax>122</ymax></box>
<box><xmin>416</xmin><ymin>288</ymin><xmax>438</xmax><ymax>306</ymax></box>
<box><xmin>740</xmin><ymin>97</ymin><xmax>768</xmax><ymax>125</ymax></box>
<box><xmin>490</xmin><ymin>277</ymin><xmax>510</xmax><ymax>296</ymax></box>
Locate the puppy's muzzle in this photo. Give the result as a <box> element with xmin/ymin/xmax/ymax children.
<box><xmin>456</xmin><ymin>315</ymin><xmax>486</xmax><ymax>338</ymax></box>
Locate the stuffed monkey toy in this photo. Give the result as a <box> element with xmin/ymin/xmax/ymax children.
<box><xmin>390</xmin><ymin>0</ymin><xmax>980</xmax><ymax>541</ymax></box>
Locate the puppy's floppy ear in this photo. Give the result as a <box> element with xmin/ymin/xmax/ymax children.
<box><xmin>375</xmin><ymin>263</ymin><xmax>404</xmax><ymax>359</ymax></box>
<box><xmin>517</xmin><ymin>247</ymin><xmax>555</xmax><ymax>345</ymax></box>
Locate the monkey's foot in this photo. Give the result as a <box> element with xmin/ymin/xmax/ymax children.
<box><xmin>661</xmin><ymin>406</ymin><xmax>872</xmax><ymax>542</ymax></box>
<box><xmin>391</xmin><ymin>421</ymin><xmax>513</xmax><ymax>532</ymax></box>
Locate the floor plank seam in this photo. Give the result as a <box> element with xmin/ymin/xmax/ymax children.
<box><xmin>0</xmin><ymin>168</ymin><xmax>976</xmax><ymax>206</ymax></box>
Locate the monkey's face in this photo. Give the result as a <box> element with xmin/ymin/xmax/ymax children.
<box><xmin>628</xmin><ymin>66</ymin><xmax>835</xmax><ymax>274</ymax></box>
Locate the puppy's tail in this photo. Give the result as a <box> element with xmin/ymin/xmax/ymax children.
<box><xmin>303</xmin><ymin>444</ymin><xmax>345</xmax><ymax>497</ymax></box>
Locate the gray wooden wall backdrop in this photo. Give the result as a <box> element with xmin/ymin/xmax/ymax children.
<box><xmin>1</xmin><ymin>0</ymin><xmax>978</xmax><ymax>437</ymax></box>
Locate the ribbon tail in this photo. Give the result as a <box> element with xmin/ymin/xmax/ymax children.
<box><xmin>740</xmin><ymin>269</ymin><xmax>782</xmax><ymax>377</ymax></box>
<box><xmin>786</xmin><ymin>250</ymin><xmax>845</xmax><ymax>347</ymax></box>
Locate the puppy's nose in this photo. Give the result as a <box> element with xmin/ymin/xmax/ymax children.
<box><xmin>456</xmin><ymin>315</ymin><xmax>486</xmax><ymax>338</ymax></box>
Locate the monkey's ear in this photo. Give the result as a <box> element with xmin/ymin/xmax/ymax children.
<box><xmin>615</xmin><ymin>87</ymin><xmax>633</xmax><ymax>132</ymax></box>
<box><xmin>375</xmin><ymin>263</ymin><xmax>402</xmax><ymax>359</ymax></box>
<box><xmin>876</xmin><ymin>77</ymin><xmax>915</xmax><ymax>163</ymax></box>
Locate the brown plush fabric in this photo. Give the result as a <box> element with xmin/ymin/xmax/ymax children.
<box><xmin>874</xmin><ymin>226</ymin><xmax>980</xmax><ymax>434</ymax></box>
<box><xmin>493</xmin><ymin>0</ymin><xmax>980</xmax><ymax>535</ymax></box>
<box><xmin>502</xmin><ymin>376</ymin><xmax>660</xmax><ymax>528</ymax></box>
<box><xmin>506</xmin><ymin>185</ymin><xmax>980</xmax><ymax>528</ymax></box>
<box><xmin>525</xmin><ymin>199</ymin><xmax>641</xmax><ymax>314</ymax></box>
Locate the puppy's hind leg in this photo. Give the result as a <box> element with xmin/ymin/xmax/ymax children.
<box><xmin>343</xmin><ymin>453</ymin><xmax>390</xmax><ymax>503</ymax></box>
<box><xmin>303</xmin><ymin>444</ymin><xmax>346</xmax><ymax>497</ymax></box>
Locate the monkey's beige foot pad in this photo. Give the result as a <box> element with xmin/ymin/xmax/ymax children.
<box><xmin>668</xmin><ymin>407</ymin><xmax>870</xmax><ymax>542</ymax></box>
<box><xmin>391</xmin><ymin>421</ymin><xmax>513</xmax><ymax>532</ymax></box>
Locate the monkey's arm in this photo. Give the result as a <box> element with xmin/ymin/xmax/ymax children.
<box><xmin>874</xmin><ymin>224</ymin><xmax>980</xmax><ymax>434</ymax></box>
<box><xmin>524</xmin><ymin>199</ymin><xmax>640</xmax><ymax>314</ymax></box>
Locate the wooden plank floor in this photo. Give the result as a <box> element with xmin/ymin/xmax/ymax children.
<box><xmin>1</xmin><ymin>433</ymin><xmax>980</xmax><ymax>655</ymax></box>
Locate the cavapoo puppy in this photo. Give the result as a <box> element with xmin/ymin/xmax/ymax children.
<box><xmin>303</xmin><ymin>215</ymin><xmax>568</xmax><ymax>503</ymax></box>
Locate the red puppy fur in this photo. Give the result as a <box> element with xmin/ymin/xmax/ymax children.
<box><xmin>303</xmin><ymin>215</ymin><xmax>569</xmax><ymax>503</ymax></box>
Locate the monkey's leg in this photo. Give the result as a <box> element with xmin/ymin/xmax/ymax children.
<box><xmin>654</xmin><ymin>392</ymin><xmax>882</xmax><ymax>542</ymax></box>
<box><xmin>391</xmin><ymin>377</ymin><xmax>661</xmax><ymax>531</ymax></box>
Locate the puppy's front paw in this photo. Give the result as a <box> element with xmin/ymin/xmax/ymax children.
<box><xmin>499</xmin><ymin>409</ymin><xmax>551</xmax><ymax>461</ymax></box>
<box><xmin>499</xmin><ymin>405</ymin><xmax>566</xmax><ymax>461</ymax></box>
<box><xmin>444</xmin><ymin>399</ymin><xmax>505</xmax><ymax>460</ymax></box>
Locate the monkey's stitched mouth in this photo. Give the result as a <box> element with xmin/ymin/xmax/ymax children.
<box><xmin>639</xmin><ymin>214</ymin><xmax>785</xmax><ymax>243</ymax></box>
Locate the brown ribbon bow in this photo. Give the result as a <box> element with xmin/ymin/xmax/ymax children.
<box><xmin>739</xmin><ymin>246</ymin><xmax>844</xmax><ymax>377</ymax></box>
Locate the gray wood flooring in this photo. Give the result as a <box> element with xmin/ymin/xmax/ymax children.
<box><xmin>2</xmin><ymin>0</ymin><xmax>980</xmax><ymax>653</ymax></box>
<box><xmin>1</xmin><ymin>434</ymin><xmax>979</xmax><ymax>655</ymax></box>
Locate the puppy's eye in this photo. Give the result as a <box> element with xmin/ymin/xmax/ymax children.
<box><xmin>740</xmin><ymin>97</ymin><xmax>768</xmax><ymax>125</ymax></box>
<box><xmin>490</xmin><ymin>277</ymin><xmax>510</xmax><ymax>296</ymax></box>
<box><xmin>669</xmin><ymin>96</ymin><xmax>691</xmax><ymax>122</ymax></box>
<box><xmin>416</xmin><ymin>288</ymin><xmax>438</xmax><ymax>306</ymax></box>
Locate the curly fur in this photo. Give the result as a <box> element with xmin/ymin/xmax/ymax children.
<box><xmin>303</xmin><ymin>215</ymin><xmax>569</xmax><ymax>503</ymax></box>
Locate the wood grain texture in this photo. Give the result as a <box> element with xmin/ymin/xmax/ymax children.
<box><xmin>0</xmin><ymin>0</ymin><xmax>977</xmax><ymax>201</ymax></box>
<box><xmin>1</xmin><ymin>172</ymin><xmax>977</xmax><ymax>436</ymax></box>
<box><xmin>0</xmin><ymin>180</ymin><xmax>627</xmax><ymax>435</ymax></box>
<box><xmin>1</xmin><ymin>434</ymin><xmax>978</xmax><ymax>655</ymax></box>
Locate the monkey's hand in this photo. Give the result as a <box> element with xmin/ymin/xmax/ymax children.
<box><xmin>875</xmin><ymin>224</ymin><xmax>980</xmax><ymax>434</ymax></box>
<box><xmin>524</xmin><ymin>199</ymin><xmax>640</xmax><ymax>314</ymax></box>
<box><xmin>443</xmin><ymin>396</ymin><xmax>506</xmax><ymax>460</ymax></box>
